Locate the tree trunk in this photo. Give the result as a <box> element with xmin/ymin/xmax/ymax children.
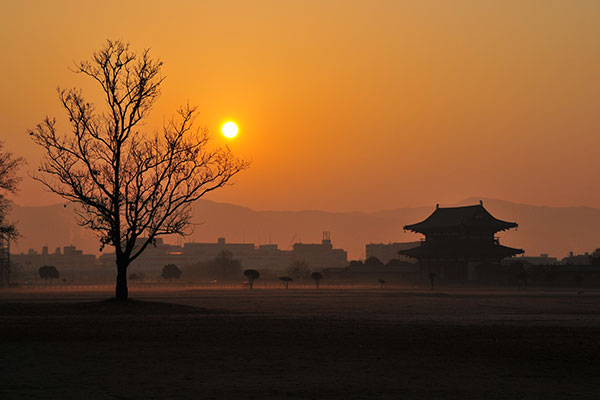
<box><xmin>115</xmin><ymin>259</ymin><xmax>129</xmax><ymax>301</ymax></box>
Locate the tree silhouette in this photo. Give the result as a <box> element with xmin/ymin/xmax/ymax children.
<box><xmin>30</xmin><ymin>40</ymin><xmax>248</xmax><ymax>300</ymax></box>
<box><xmin>386</xmin><ymin>258</ymin><xmax>404</xmax><ymax>267</ymax></box>
<box><xmin>279</xmin><ymin>276</ymin><xmax>293</xmax><ymax>289</ymax></box>
<box><xmin>186</xmin><ymin>250</ymin><xmax>242</xmax><ymax>283</ymax></box>
<box><xmin>287</xmin><ymin>260</ymin><xmax>311</xmax><ymax>282</ymax></box>
<box><xmin>0</xmin><ymin>142</ymin><xmax>25</xmax><ymax>241</ymax></box>
<box><xmin>161</xmin><ymin>264</ymin><xmax>181</xmax><ymax>280</ymax></box>
<box><xmin>0</xmin><ymin>142</ymin><xmax>24</xmax><ymax>287</ymax></box>
<box><xmin>311</xmin><ymin>271</ymin><xmax>323</xmax><ymax>289</ymax></box>
<box><xmin>378</xmin><ymin>278</ymin><xmax>385</xmax><ymax>289</ymax></box>
<box><xmin>244</xmin><ymin>269</ymin><xmax>260</xmax><ymax>289</ymax></box>
<box><xmin>39</xmin><ymin>265</ymin><xmax>60</xmax><ymax>283</ymax></box>
<box><xmin>210</xmin><ymin>250</ymin><xmax>243</xmax><ymax>283</ymax></box>
<box><xmin>592</xmin><ymin>249</ymin><xmax>600</xmax><ymax>266</ymax></box>
<box><xmin>365</xmin><ymin>256</ymin><xmax>384</xmax><ymax>267</ymax></box>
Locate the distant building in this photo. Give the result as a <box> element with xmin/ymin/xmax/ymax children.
<box><xmin>99</xmin><ymin>238</ymin><xmax>193</xmax><ymax>275</ymax></box>
<box><xmin>291</xmin><ymin>232</ymin><xmax>347</xmax><ymax>269</ymax></box>
<box><xmin>11</xmin><ymin>245</ymin><xmax>97</xmax><ymax>281</ymax></box>
<box><xmin>562</xmin><ymin>251</ymin><xmax>592</xmax><ymax>265</ymax></box>
<box><xmin>366</xmin><ymin>242</ymin><xmax>420</xmax><ymax>264</ymax></box>
<box><xmin>398</xmin><ymin>202</ymin><xmax>523</xmax><ymax>281</ymax></box>
<box><xmin>100</xmin><ymin>233</ymin><xmax>348</xmax><ymax>275</ymax></box>
<box><xmin>182</xmin><ymin>238</ymin><xmax>292</xmax><ymax>271</ymax></box>
<box><xmin>513</xmin><ymin>253</ymin><xmax>558</xmax><ymax>265</ymax></box>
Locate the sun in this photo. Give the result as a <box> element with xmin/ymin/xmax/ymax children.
<box><xmin>222</xmin><ymin>121</ymin><xmax>238</xmax><ymax>138</ymax></box>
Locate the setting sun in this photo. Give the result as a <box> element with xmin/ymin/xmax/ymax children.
<box><xmin>222</xmin><ymin>122</ymin><xmax>238</xmax><ymax>138</ymax></box>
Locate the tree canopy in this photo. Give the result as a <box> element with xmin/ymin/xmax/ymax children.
<box><xmin>39</xmin><ymin>265</ymin><xmax>60</xmax><ymax>282</ymax></box>
<box><xmin>279</xmin><ymin>276</ymin><xmax>293</xmax><ymax>289</ymax></box>
<box><xmin>161</xmin><ymin>264</ymin><xmax>182</xmax><ymax>280</ymax></box>
<box><xmin>365</xmin><ymin>256</ymin><xmax>384</xmax><ymax>267</ymax></box>
<box><xmin>310</xmin><ymin>271</ymin><xmax>323</xmax><ymax>289</ymax></box>
<box><xmin>244</xmin><ymin>269</ymin><xmax>260</xmax><ymax>289</ymax></box>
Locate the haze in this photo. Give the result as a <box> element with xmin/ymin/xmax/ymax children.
<box><xmin>2</xmin><ymin>0</ymin><xmax>599</xmax><ymax>211</ymax></box>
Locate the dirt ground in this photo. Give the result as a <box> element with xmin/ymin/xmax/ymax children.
<box><xmin>1</xmin><ymin>287</ymin><xmax>600</xmax><ymax>399</ymax></box>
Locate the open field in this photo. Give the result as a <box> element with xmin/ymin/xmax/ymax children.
<box><xmin>2</xmin><ymin>287</ymin><xmax>600</xmax><ymax>399</ymax></box>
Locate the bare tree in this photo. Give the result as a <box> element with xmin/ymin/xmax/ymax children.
<box><xmin>0</xmin><ymin>141</ymin><xmax>25</xmax><ymax>240</ymax></box>
<box><xmin>287</xmin><ymin>260</ymin><xmax>311</xmax><ymax>282</ymax></box>
<box><xmin>30</xmin><ymin>40</ymin><xmax>248</xmax><ymax>300</ymax></box>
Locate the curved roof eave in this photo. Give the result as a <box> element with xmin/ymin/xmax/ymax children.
<box><xmin>403</xmin><ymin>204</ymin><xmax>518</xmax><ymax>234</ymax></box>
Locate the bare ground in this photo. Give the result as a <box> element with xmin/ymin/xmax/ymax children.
<box><xmin>1</xmin><ymin>287</ymin><xmax>600</xmax><ymax>399</ymax></box>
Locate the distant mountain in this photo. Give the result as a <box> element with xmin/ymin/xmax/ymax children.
<box><xmin>8</xmin><ymin>198</ymin><xmax>600</xmax><ymax>260</ymax></box>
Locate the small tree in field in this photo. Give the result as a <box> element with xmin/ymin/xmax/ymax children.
<box><xmin>161</xmin><ymin>264</ymin><xmax>181</xmax><ymax>280</ymax></box>
<box><xmin>39</xmin><ymin>265</ymin><xmax>60</xmax><ymax>283</ymax></box>
<box><xmin>30</xmin><ymin>40</ymin><xmax>248</xmax><ymax>300</ymax></box>
<box><xmin>311</xmin><ymin>271</ymin><xmax>323</xmax><ymax>289</ymax></box>
<box><xmin>279</xmin><ymin>276</ymin><xmax>293</xmax><ymax>289</ymax></box>
<box><xmin>378</xmin><ymin>278</ymin><xmax>385</xmax><ymax>289</ymax></box>
<box><xmin>244</xmin><ymin>269</ymin><xmax>260</xmax><ymax>289</ymax></box>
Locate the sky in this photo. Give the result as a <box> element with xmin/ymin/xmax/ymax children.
<box><xmin>1</xmin><ymin>0</ymin><xmax>599</xmax><ymax>212</ymax></box>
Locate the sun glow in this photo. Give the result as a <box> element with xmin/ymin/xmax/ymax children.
<box><xmin>222</xmin><ymin>121</ymin><xmax>238</xmax><ymax>138</ymax></box>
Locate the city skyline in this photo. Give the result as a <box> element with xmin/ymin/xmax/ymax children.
<box><xmin>8</xmin><ymin>197</ymin><xmax>600</xmax><ymax>261</ymax></box>
<box><xmin>2</xmin><ymin>1</ymin><xmax>600</xmax><ymax>211</ymax></box>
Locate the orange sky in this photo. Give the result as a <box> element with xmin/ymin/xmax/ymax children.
<box><xmin>1</xmin><ymin>0</ymin><xmax>599</xmax><ymax>211</ymax></box>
